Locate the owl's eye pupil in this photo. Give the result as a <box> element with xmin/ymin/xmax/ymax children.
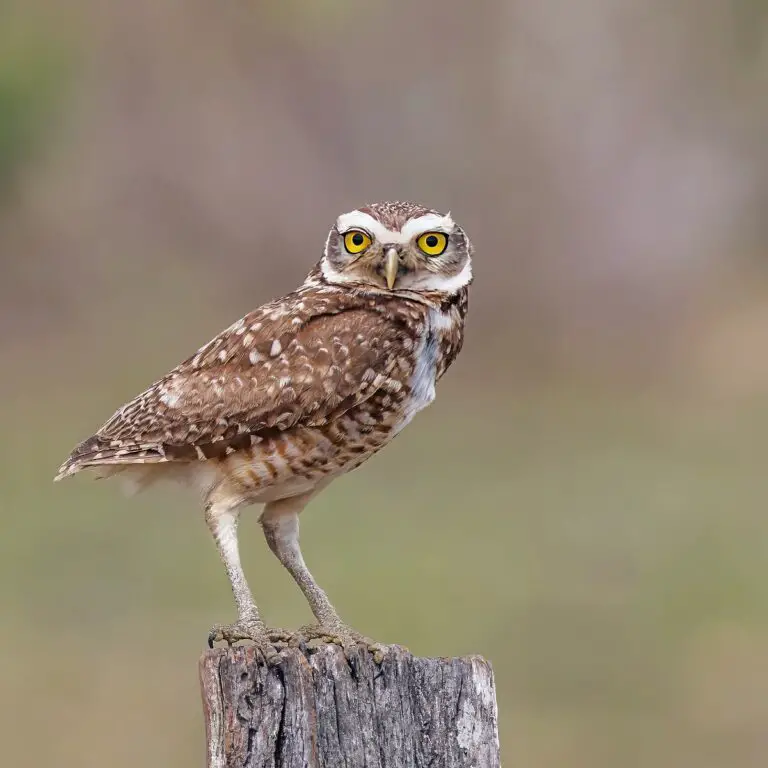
<box><xmin>426</xmin><ymin>235</ymin><xmax>438</xmax><ymax>248</ymax></box>
<box><xmin>352</xmin><ymin>233</ymin><xmax>364</xmax><ymax>246</ymax></box>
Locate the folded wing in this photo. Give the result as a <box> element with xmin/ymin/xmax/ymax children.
<box><xmin>55</xmin><ymin>294</ymin><xmax>407</xmax><ymax>480</ymax></box>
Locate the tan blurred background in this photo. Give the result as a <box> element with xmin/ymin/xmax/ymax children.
<box><xmin>2</xmin><ymin>0</ymin><xmax>768</xmax><ymax>765</ymax></box>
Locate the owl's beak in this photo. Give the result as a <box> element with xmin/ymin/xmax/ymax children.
<box><xmin>384</xmin><ymin>248</ymin><xmax>399</xmax><ymax>290</ymax></box>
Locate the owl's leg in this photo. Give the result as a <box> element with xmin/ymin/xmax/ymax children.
<box><xmin>205</xmin><ymin>501</ymin><xmax>273</xmax><ymax>655</ymax></box>
<box><xmin>260</xmin><ymin>493</ymin><xmax>343</xmax><ymax>630</ymax></box>
<box><xmin>260</xmin><ymin>494</ymin><xmax>389</xmax><ymax>660</ymax></box>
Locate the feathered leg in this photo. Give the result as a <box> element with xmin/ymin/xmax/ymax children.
<box><xmin>260</xmin><ymin>492</ymin><xmax>387</xmax><ymax>658</ymax></box>
<box><xmin>205</xmin><ymin>501</ymin><xmax>270</xmax><ymax>651</ymax></box>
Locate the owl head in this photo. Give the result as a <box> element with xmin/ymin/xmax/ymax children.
<box><xmin>319</xmin><ymin>201</ymin><xmax>473</xmax><ymax>296</ymax></box>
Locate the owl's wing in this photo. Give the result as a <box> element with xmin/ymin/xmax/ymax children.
<box><xmin>55</xmin><ymin>294</ymin><xmax>410</xmax><ymax>479</ymax></box>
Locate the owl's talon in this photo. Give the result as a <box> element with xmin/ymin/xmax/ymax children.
<box><xmin>207</xmin><ymin>624</ymin><xmax>225</xmax><ymax>648</ymax></box>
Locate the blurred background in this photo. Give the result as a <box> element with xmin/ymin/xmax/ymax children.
<box><xmin>2</xmin><ymin>0</ymin><xmax>768</xmax><ymax>765</ymax></box>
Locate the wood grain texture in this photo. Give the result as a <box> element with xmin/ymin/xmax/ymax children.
<box><xmin>200</xmin><ymin>644</ymin><xmax>500</xmax><ymax>768</ymax></box>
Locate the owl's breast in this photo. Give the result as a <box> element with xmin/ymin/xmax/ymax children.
<box><xmin>391</xmin><ymin>306</ymin><xmax>459</xmax><ymax>435</ymax></box>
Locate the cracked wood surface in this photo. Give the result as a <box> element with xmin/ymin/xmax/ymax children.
<box><xmin>199</xmin><ymin>644</ymin><xmax>500</xmax><ymax>768</ymax></box>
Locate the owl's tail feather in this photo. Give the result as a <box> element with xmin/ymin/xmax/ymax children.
<box><xmin>54</xmin><ymin>435</ymin><xmax>166</xmax><ymax>482</ymax></box>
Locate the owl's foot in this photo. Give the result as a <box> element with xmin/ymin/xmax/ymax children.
<box><xmin>263</xmin><ymin>627</ymin><xmax>296</xmax><ymax>646</ymax></box>
<box><xmin>292</xmin><ymin>622</ymin><xmax>393</xmax><ymax>663</ymax></box>
<box><xmin>207</xmin><ymin>619</ymin><xmax>280</xmax><ymax>663</ymax></box>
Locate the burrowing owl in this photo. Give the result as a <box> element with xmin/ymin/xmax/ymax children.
<box><xmin>56</xmin><ymin>201</ymin><xmax>473</xmax><ymax>651</ymax></box>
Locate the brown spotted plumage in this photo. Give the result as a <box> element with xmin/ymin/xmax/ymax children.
<box><xmin>56</xmin><ymin>201</ymin><xmax>473</xmax><ymax>652</ymax></box>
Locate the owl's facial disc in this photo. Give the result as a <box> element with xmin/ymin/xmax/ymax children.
<box><xmin>321</xmin><ymin>204</ymin><xmax>473</xmax><ymax>296</ymax></box>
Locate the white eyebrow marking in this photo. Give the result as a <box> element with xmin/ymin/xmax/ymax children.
<box><xmin>400</xmin><ymin>213</ymin><xmax>455</xmax><ymax>239</ymax></box>
<box><xmin>335</xmin><ymin>210</ymin><xmax>455</xmax><ymax>245</ymax></box>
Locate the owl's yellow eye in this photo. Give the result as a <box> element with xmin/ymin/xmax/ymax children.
<box><xmin>417</xmin><ymin>231</ymin><xmax>448</xmax><ymax>256</ymax></box>
<box><xmin>343</xmin><ymin>230</ymin><xmax>372</xmax><ymax>254</ymax></box>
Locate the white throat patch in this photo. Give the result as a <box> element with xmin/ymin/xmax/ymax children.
<box><xmin>320</xmin><ymin>257</ymin><xmax>361</xmax><ymax>285</ymax></box>
<box><xmin>404</xmin><ymin>259</ymin><xmax>473</xmax><ymax>293</ymax></box>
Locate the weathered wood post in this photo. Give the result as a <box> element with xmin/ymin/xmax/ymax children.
<box><xmin>200</xmin><ymin>643</ymin><xmax>500</xmax><ymax>767</ymax></box>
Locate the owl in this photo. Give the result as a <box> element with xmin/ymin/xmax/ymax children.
<box><xmin>56</xmin><ymin>201</ymin><xmax>473</xmax><ymax>653</ymax></box>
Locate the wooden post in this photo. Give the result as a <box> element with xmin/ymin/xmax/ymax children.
<box><xmin>200</xmin><ymin>643</ymin><xmax>500</xmax><ymax>768</ymax></box>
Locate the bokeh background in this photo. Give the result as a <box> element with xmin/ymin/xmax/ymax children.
<box><xmin>2</xmin><ymin>1</ymin><xmax>768</xmax><ymax>766</ymax></box>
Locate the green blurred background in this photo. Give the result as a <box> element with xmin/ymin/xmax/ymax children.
<box><xmin>2</xmin><ymin>1</ymin><xmax>768</xmax><ymax>766</ymax></box>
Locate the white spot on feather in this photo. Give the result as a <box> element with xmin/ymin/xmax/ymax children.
<box><xmin>160</xmin><ymin>389</ymin><xmax>181</xmax><ymax>408</ymax></box>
